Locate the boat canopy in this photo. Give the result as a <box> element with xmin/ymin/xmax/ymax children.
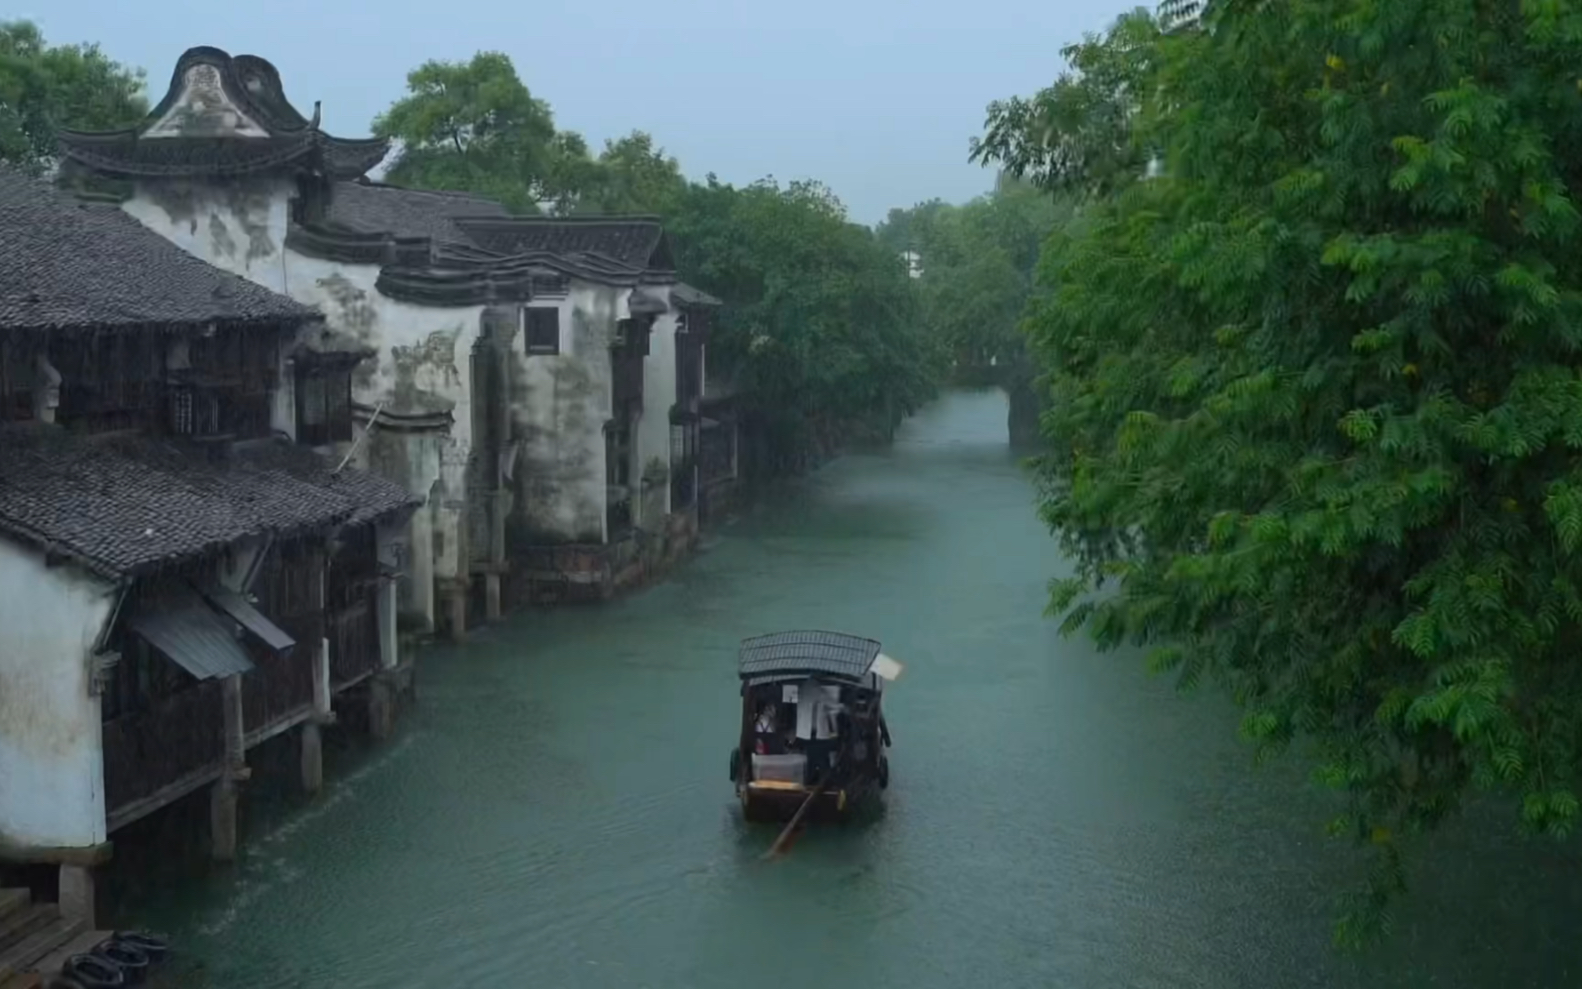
<box><xmin>738</xmin><ymin>630</ymin><xmax>882</xmax><ymax>685</ymax></box>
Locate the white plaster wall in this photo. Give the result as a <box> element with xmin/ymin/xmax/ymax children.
<box><xmin>510</xmin><ymin>283</ymin><xmax>617</xmax><ymax>543</ymax></box>
<box><xmin>637</xmin><ymin>308</ymin><xmax>680</xmax><ymax>523</ymax></box>
<box><xmin>0</xmin><ymin>543</ymin><xmax>115</xmax><ymax>850</ymax></box>
<box><xmin>281</xmin><ymin>252</ymin><xmax>483</xmax><ymax>615</ymax></box>
<box><xmin>124</xmin><ymin>179</ymin><xmax>295</xmax><ymax>293</ymax></box>
<box><xmin>119</xmin><ymin>181</ymin><xmax>481</xmax><ymax>627</ymax></box>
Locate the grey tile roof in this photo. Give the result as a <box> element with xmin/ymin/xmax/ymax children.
<box><xmin>452</xmin><ymin>215</ymin><xmax>676</xmax><ymax>274</ymax></box>
<box><xmin>0</xmin><ymin>424</ymin><xmax>420</xmax><ymax>579</ymax></box>
<box><xmin>0</xmin><ymin>166</ymin><xmax>321</xmax><ymax>330</ymax></box>
<box><xmin>738</xmin><ymin>630</ymin><xmax>883</xmax><ymax>682</ymax></box>
<box><xmin>326</xmin><ymin>180</ymin><xmax>510</xmax><ymax>246</ymax></box>
<box><xmin>673</xmin><ymin>283</ymin><xmax>722</xmax><ymax>307</ymax></box>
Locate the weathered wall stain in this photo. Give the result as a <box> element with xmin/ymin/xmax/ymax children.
<box><xmin>390</xmin><ymin>325</ymin><xmax>464</xmax><ymax>414</ymax></box>
<box><xmin>208</xmin><ymin>211</ymin><xmax>237</xmax><ymax>259</ymax></box>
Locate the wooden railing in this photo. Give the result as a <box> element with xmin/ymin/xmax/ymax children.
<box><xmin>102</xmin><ymin>679</ymin><xmax>225</xmax><ymax>816</ymax></box>
<box><xmin>328</xmin><ymin>596</ymin><xmax>381</xmax><ymax>688</ymax></box>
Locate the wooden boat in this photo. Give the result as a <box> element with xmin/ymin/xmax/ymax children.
<box><xmin>728</xmin><ymin>630</ymin><xmax>901</xmax><ymax>823</ymax></box>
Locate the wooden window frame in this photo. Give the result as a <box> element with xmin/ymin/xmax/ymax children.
<box><xmin>295</xmin><ymin>365</ymin><xmax>354</xmax><ymax>446</ymax></box>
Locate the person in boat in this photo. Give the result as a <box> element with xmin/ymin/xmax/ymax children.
<box><xmin>754</xmin><ymin>702</ymin><xmax>792</xmax><ymax>755</ymax></box>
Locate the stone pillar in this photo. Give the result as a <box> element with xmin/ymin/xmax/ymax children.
<box><xmin>445</xmin><ymin>582</ymin><xmax>467</xmax><ymax>642</ymax></box>
<box><xmin>484</xmin><ymin>573</ymin><xmax>502</xmax><ymax>622</ymax></box>
<box><xmin>57</xmin><ymin>864</ymin><xmax>94</xmax><ymax>926</ymax></box>
<box><xmin>368</xmin><ymin>674</ymin><xmax>396</xmax><ymax>741</ymax></box>
<box><xmin>299</xmin><ymin>721</ymin><xmax>323</xmax><ymax>795</ymax></box>
<box><xmin>210</xmin><ymin>779</ymin><xmax>238</xmax><ymax>862</ymax></box>
<box><xmin>212</xmin><ymin>673</ymin><xmax>245</xmax><ymax>862</ymax></box>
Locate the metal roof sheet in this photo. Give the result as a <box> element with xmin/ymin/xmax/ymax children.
<box><xmin>737</xmin><ymin>630</ymin><xmax>883</xmax><ymax>683</ymax></box>
<box><xmin>202</xmin><ymin>584</ymin><xmax>296</xmax><ymax>655</ymax></box>
<box><xmin>125</xmin><ymin>588</ymin><xmax>255</xmax><ymax>680</ymax></box>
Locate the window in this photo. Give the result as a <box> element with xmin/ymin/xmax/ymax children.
<box><xmin>524</xmin><ymin>307</ymin><xmax>560</xmax><ymax>355</ymax></box>
<box><xmin>295</xmin><ymin>366</ymin><xmax>353</xmax><ymax>446</ymax></box>
<box><xmin>169</xmin><ymin>386</ymin><xmax>219</xmax><ymax>437</ymax></box>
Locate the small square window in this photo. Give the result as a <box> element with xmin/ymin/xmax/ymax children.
<box><xmin>525</xmin><ymin>308</ymin><xmax>560</xmax><ymax>355</ymax></box>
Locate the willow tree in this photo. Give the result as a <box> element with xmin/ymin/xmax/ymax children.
<box><xmin>982</xmin><ymin>0</ymin><xmax>1582</xmax><ymax>944</ymax></box>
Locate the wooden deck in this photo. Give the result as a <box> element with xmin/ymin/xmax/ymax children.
<box><xmin>0</xmin><ymin>886</ymin><xmax>169</xmax><ymax>988</ymax></box>
<box><xmin>0</xmin><ymin>887</ymin><xmax>86</xmax><ymax>988</ymax></box>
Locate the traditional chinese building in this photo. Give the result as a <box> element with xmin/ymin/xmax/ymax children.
<box><xmin>55</xmin><ymin>46</ymin><xmax>715</xmax><ymax>626</ymax></box>
<box><xmin>0</xmin><ymin>167</ymin><xmax>417</xmax><ymax>930</ymax></box>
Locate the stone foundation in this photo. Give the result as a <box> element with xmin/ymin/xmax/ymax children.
<box><xmin>511</xmin><ymin>509</ymin><xmax>700</xmax><ymax>606</ymax></box>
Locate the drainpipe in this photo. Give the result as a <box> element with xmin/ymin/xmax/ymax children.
<box><xmin>335</xmin><ymin>401</ymin><xmax>386</xmax><ymax>474</ymax></box>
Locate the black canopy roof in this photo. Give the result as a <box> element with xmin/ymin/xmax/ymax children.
<box><xmin>737</xmin><ymin>630</ymin><xmax>882</xmax><ymax>684</ymax></box>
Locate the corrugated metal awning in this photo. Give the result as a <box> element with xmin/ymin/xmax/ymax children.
<box><xmin>201</xmin><ymin>585</ymin><xmax>296</xmax><ymax>655</ymax></box>
<box><xmin>125</xmin><ymin>588</ymin><xmax>254</xmax><ymax>680</ymax></box>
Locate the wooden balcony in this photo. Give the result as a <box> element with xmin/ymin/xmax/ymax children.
<box><xmin>328</xmin><ymin>595</ymin><xmax>381</xmax><ymax>689</ymax></box>
<box><xmin>103</xmin><ymin>679</ymin><xmax>225</xmax><ymax>828</ymax></box>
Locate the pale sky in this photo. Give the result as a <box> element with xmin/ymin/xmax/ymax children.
<box><xmin>21</xmin><ymin>0</ymin><xmax>1135</xmax><ymax>225</ymax></box>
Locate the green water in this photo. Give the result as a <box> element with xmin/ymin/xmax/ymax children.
<box><xmin>110</xmin><ymin>390</ymin><xmax>1577</xmax><ymax>988</ymax></box>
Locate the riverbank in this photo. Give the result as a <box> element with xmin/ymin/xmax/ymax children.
<box><xmin>95</xmin><ymin>391</ymin><xmax>1577</xmax><ymax>989</ymax></box>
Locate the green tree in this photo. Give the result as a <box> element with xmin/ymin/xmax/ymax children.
<box><xmin>979</xmin><ymin>0</ymin><xmax>1582</xmax><ymax>945</ymax></box>
<box><xmin>668</xmin><ymin>176</ymin><xmax>944</xmax><ymax>470</ymax></box>
<box><xmin>372</xmin><ymin>52</ymin><xmax>577</xmax><ymax>213</ymax></box>
<box><xmin>970</xmin><ymin>7</ymin><xmax>1160</xmax><ymax>198</ymax></box>
<box><xmin>0</xmin><ymin>20</ymin><xmax>146</xmax><ymax>174</ymax></box>
<box><xmin>583</xmin><ymin>130</ymin><xmax>688</xmax><ymax>215</ymax></box>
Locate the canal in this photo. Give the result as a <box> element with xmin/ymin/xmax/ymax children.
<box><xmin>110</xmin><ymin>390</ymin><xmax>1576</xmax><ymax>988</ymax></box>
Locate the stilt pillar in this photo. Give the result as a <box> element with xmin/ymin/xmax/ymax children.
<box><xmin>209</xmin><ymin>779</ymin><xmax>238</xmax><ymax>862</ymax></box>
<box><xmin>299</xmin><ymin>721</ymin><xmax>324</xmax><ymax>795</ymax></box>
<box><xmin>368</xmin><ymin>673</ymin><xmax>396</xmax><ymax>741</ymax></box>
<box><xmin>57</xmin><ymin>864</ymin><xmax>95</xmax><ymax>926</ymax></box>
<box><xmin>484</xmin><ymin>573</ymin><xmax>502</xmax><ymax>622</ymax></box>
<box><xmin>445</xmin><ymin>581</ymin><xmax>467</xmax><ymax>642</ymax></box>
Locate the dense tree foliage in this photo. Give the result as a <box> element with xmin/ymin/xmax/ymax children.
<box><xmin>375</xmin><ymin>53</ymin><xmax>941</xmax><ymax>472</ymax></box>
<box><xmin>878</xmin><ymin>180</ymin><xmax>1069</xmax><ymax>368</ymax></box>
<box><xmin>666</xmin><ymin>176</ymin><xmax>943</xmax><ymax>469</ymax></box>
<box><xmin>978</xmin><ymin>0</ymin><xmax>1582</xmax><ymax>944</ymax></box>
<box><xmin>0</xmin><ymin>21</ymin><xmax>146</xmax><ymax>174</ymax></box>
<box><xmin>371</xmin><ymin>52</ymin><xmax>573</xmax><ymax>213</ymax></box>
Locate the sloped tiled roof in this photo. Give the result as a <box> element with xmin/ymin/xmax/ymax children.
<box><xmin>0</xmin><ymin>425</ymin><xmax>420</xmax><ymax>579</ymax></box>
<box><xmin>0</xmin><ymin>167</ymin><xmax>320</xmax><ymax>330</ymax></box>
<box><xmin>673</xmin><ymin>283</ymin><xmax>722</xmax><ymax>308</ymax></box>
<box><xmin>326</xmin><ymin>180</ymin><xmax>510</xmax><ymax>247</ymax></box>
<box><xmin>452</xmin><ymin>215</ymin><xmax>675</xmax><ymax>274</ymax></box>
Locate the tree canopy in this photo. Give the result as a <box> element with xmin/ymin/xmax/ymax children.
<box><xmin>372</xmin><ymin>51</ymin><xmax>575</xmax><ymax>213</ymax></box>
<box><xmin>0</xmin><ymin>20</ymin><xmax>146</xmax><ymax>174</ymax></box>
<box><xmin>978</xmin><ymin>0</ymin><xmax>1582</xmax><ymax>945</ymax></box>
<box><xmin>878</xmin><ymin>181</ymin><xmax>1070</xmax><ymax>369</ymax></box>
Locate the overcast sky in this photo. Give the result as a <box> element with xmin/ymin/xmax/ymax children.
<box><xmin>23</xmin><ymin>0</ymin><xmax>1135</xmax><ymax>225</ymax></box>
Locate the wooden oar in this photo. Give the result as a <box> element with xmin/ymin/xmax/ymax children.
<box><xmin>763</xmin><ymin>771</ymin><xmax>828</xmax><ymax>859</ymax></box>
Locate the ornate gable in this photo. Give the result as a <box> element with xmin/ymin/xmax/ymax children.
<box><xmin>57</xmin><ymin>46</ymin><xmax>389</xmax><ymax>180</ymax></box>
